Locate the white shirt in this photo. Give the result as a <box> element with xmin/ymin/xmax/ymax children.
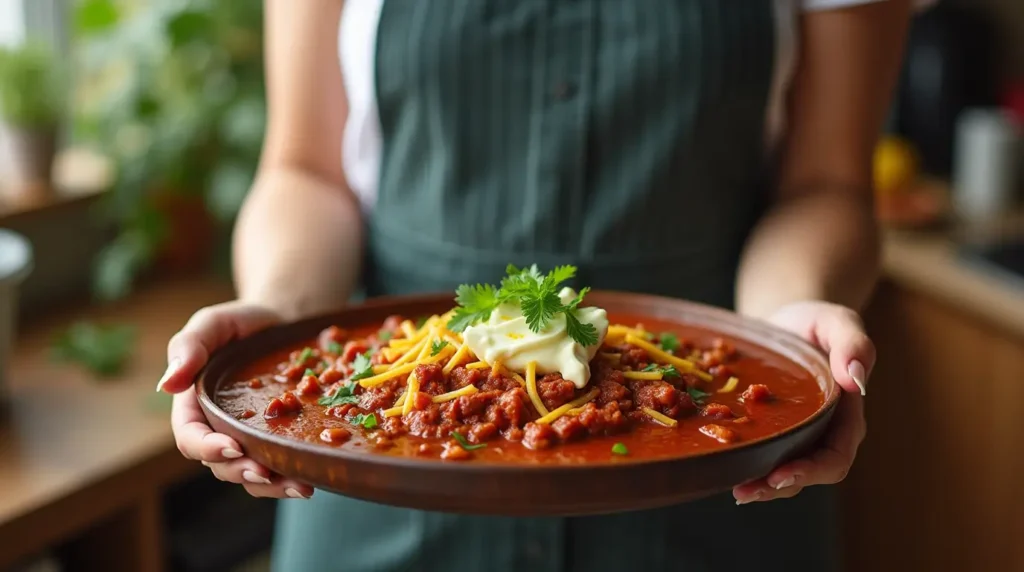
<box><xmin>338</xmin><ymin>0</ymin><xmax>929</xmax><ymax>209</ymax></box>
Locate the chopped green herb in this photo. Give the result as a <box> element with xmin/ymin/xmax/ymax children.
<box><xmin>658</xmin><ymin>333</ymin><xmax>680</xmax><ymax>353</ymax></box>
<box><xmin>327</xmin><ymin>341</ymin><xmax>343</xmax><ymax>355</ymax></box>
<box><xmin>611</xmin><ymin>442</ymin><xmax>629</xmax><ymax>455</ymax></box>
<box><xmin>415</xmin><ymin>316</ymin><xmax>428</xmax><ymax>329</ymax></box>
<box><xmin>430</xmin><ymin>340</ymin><xmax>449</xmax><ymax>356</ymax></box>
<box><xmin>317</xmin><ymin>383</ymin><xmax>359</xmax><ymax>407</ymax></box>
<box><xmin>297</xmin><ymin>347</ymin><xmax>314</xmax><ymax>363</ymax></box>
<box><xmin>378</xmin><ymin>329</ymin><xmax>393</xmax><ymax>341</ymax></box>
<box><xmin>643</xmin><ymin>331</ymin><xmax>656</xmax><ymax>341</ymax></box>
<box><xmin>304</xmin><ymin>368</ymin><xmax>316</xmax><ymax>378</ymax></box>
<box><xmin>350</xmin><ymin>413</ymin><xmax>378</xmax><ymax>430</ymax></box>
<box><xmin>349</xmin><ymin>350</ymin><xmax>375</xmax><ymax>381</ymax></box>
<box><xmin>451</xmin><ymin>431</ymin><xmax>487</xmax><ymax>451</ymax></box>
<box><xmin>641</xmin><ymin>364</ymin><xmax>681</xmax><ymax>378</ymax></box>
<box><xmin>687</xmin><ymin>387</ymin><xmax>711</xmax><ymax>405</ymax></box>
<box><xmin>447</xmin><ymin>264</ymin><xmax>598</xmax><ymax>346</ymax></box>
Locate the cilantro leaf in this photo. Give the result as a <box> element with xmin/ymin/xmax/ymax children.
<box><xmin>451</xmin><ymin>431</ymin><xmax>487</xmax><ymax>451</ymax></box>
<box><xmin>304</xmin><ymin>368</ymin><xmax>316</xmax><ymax>378</ymax></box>
<box><xmin>564</xmin><ymin>286</ymin><xmax>590</xmax><ymax>311</ymax></box>
<box><xmin>642</xmin><ymin>363</ymin><xmax>681</xmax><ymax>378</ymax></box>
<box><xmin>318</xmin><ymin>383</ymin><xmax>359</xmax><ymax>407</ymax></box>
<box><xmin>686</xmin><ymin>387</ymin><xmax>710</xmax><ymax>405</ymax></box>
<box><xmin>430</xmin><ymin>340</ymin><xmax>449</xmax><ymax>356</ymax></box>
<box><xmin>544</xmin><ymin>265</ymin><xmax>577</xmax><ymax>290</ymax></box>
<box><xmin>658</xmin><ymin>333</ymin><xmax>680</xmax><ymax>353</ymax></box>
<box><xmin>327</xmin><ymin>341</ymin><xmax>342</xmax><ymax>355</ymax></box>
<box><xmin>415</xmin><ymin>316</ymin><xmax>428</xmax><ymax>329</ymax></box>
<box><xmin>378</xmin><ymin>329</ymin><xmax>392</xmax><ymax>341</ymax></box>
<box><xmin>349</xmin><ymin>351</ymin><xmax>375</xmax><ymax>381</ymax></box>
<box><xmin>521</xmin><ymin>290</ymin><xmax>561</xmax><ymax>333</ymax></box>
<box><xmin>297</xmin><ymin>347</ymin><xmax>314</xmax><ymax>363</ymax></box>
<box><xmin>611</xmin><ymin>442</ymin><xmax>629</xmax><ymax>455</ymax></box>
<box><xmin>447</xmin><ymin>283</ymin><xmax>500</xmax><ymax>332</ymax></box>
<box><xmin>350</xmin><ymin>413</ymin><xmax>378</xmax><ymax>430</ymax></box>
<box><xmin>563</xmin><ymin>310</ymin><xmax>598</xmax><ymax>346</ymax></box>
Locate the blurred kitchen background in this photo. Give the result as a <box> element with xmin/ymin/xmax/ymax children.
<box><xmin>0</xmin><ymin>1</ymin><xmax>1022</xmax><ymax>571</ymax></box>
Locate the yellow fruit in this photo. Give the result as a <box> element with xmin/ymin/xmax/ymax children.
<box><xmin>873</xmin><ymin>136</ymin><xmax>919</xmax><ymax>196</ymax></box>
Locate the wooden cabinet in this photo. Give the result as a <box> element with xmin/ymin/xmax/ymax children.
<box><xmin>841</xmin><ymin>280</ymin><xmax>1024</xmax><ymax>572</ymax></box>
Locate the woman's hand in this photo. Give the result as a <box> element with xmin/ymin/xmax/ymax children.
<box><xmin>158</xmin><ymin>301</ymin><xmax>315</xmax><ymax>499</ymax></box>
<box><xmin>732</xmin><ymin>301</ymin><xmax>875</xmax><ymax>505</ymax></box>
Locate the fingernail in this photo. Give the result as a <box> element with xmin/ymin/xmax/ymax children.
<box><xmin>848</xmin><ymin>360</ymin><xmax>867</xmax><ymax>396</ymax></box>
<box><xmin>201</xmin><ymin>461</ymin><xmax>211</xmax><ymax>467</ymax></box>
<box><xmin>736</xmin><ymin>490</ymin><xmax>763</xmax><ymax>505</ymax></box>
<box><xmin>156</xmin><ymin>357</ymin><xmax>182</xmax><ymax>392</ymax></box>
<box><xmin>774</xmin><ymin>476</ymin><xmax>797</xmax><ymax>490</ymax></box>
<box><xmin>286</xmin><ymin>487</ymin><xmax>310</xmax><ymax>499</ymax></box>
<box><xmin>222</xmin><ymin>448</ymin><xmax>243</xmax><ymax>459</ymax></box>
<box><xmin>242</xmin><ymin>470</ymin><xmax>271</xmax><ymax>485</ymax></box>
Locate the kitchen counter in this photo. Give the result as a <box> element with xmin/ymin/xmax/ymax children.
<box><xmin>881</xmin><ymin>225</ymin><xmax>1024</xmax><ymax>338</ymax></box>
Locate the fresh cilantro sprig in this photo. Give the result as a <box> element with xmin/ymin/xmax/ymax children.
<box><xmin>446</xmin><ymin>264</ymin><xmax>598</xmax><ymax>346</ymax></box>
<box><xmin>658</xmin><ymin>333</ymin><xmax>680</xmax><ymax>353</ymax></box>
<box><xmin>451</xmin><ymin>431</ymin><xmax>487</xmax><ymax>451</ymax></box>
<box><xmin>378</xmin><ymin>329</ymin><xmax>393</xmax><ymax>341</ymax></box>
<box><xmin>611</xmin><ymin>442</ymin><xmax>629</xmax><ymax>455</ymax></box>
<box><xmin>642</xmin><ymin>363</ymin><xmax>681</xmax><ymax>378</ymax></box>
<box><xmin>349</xmin><ymin>350</ymin><xmax>375</xmax><ymax>382</ymax></box>
<box><xmin>318</xmin><ymin>383</ymin><xmax>359</xmax><ymax>407</ymax></box>
<box><xmin>430</xmin><ymin>340</ymin><xmax>449</xmax><ymax>356</ymax></box>
<box><xmin>686</xmin><ymin>387</ymin><xmax>710</xmax><ymax>405</ymax></box>
<box><xmin>350</xmin><ymin>413</ymin><xmax>378</xmax><ymax>430</ymax></box>
<box><xmin>327</xmin><ymin>341</ymin><xmax>342</xmax><ymax>355</ymax></box>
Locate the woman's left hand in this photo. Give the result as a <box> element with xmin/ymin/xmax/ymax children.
<box><xmin>732</xmin><ymin>301</ymin><xmax>875</xmax><ymax>505</ymax></box>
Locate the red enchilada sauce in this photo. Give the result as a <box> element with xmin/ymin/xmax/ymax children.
<box><xmin>217</xmin><ymin>313</ymin><xmax>824</xmax><ymax>464</ymax></box>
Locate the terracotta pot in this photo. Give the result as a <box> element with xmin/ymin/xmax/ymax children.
<box><xmin>0</xmin><ymin>122</ymin><xmax>57</xmax><ymax>201</ymax></box>
<box><xmin>0</xmin><ymin>229</ymin><xmax>32</xmax><ymax>410</ymax></box>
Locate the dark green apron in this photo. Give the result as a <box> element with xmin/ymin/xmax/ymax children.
<box><xmin>273</xmin><ymin>2</ymin><xmax>839</xmax><ymax>570</ymax></box>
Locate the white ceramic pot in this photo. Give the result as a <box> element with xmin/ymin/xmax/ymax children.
<box><xmin>0</xmin><ymin>229</ymin><xmax>32</xmax><ymax>405</ymax></box>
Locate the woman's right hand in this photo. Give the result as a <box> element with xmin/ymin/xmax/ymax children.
<box><xmin>158</xmin><ymin>301</ymin><xmax>315</xmax><ymax>499</ymax></box>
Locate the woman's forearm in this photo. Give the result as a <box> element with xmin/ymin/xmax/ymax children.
<box><xmin>734</xmin><ymin>189</ymin><xmax>881</xmax><ymax>320</ymax></box>
<box><xmin>232</xmin><ymin>167</ymin><xmax>364</xmax><ymax>320</ymax></box>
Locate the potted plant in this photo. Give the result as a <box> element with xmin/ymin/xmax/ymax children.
<box><xmin>73</xmin><ymin>0</ymin><xmax>266</xmax><ymax>300</ymax></box>
<box><xmin>0</xmin><ymin>42</ymin><xmax>63</xmax><ymax>201</ymax></box>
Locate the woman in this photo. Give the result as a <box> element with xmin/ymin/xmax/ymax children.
<box><xmin>159</xmin><ymin>1</ymin><xmax>914</xmax><ymax>570</ymax></box>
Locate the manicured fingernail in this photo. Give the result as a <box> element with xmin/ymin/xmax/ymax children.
<box><xmin>286</xmin><ymin>487</ymin><xmax>310</xmax><ymax>499</ymax></box>
<box><xmin>156</xmin><ymin>357</ymin><xmax>182</xmax><ymax>392</ymax></box>
<box><xmin>774</xmin><ymin>476</ymin><xmax>797</xmax><ymax>490</ymax></box>
<box><xmin>848</xmin><ymin>360</ymin><xmax>867</xmax><ymax>396</ymax></box>
<box><xmin>222</xmin><ymin>448</ymin><xmax>243</xmax><ymax>459</ymax></box>
<box><xmin>736</xmin><ymin>490</ymin><xmax>763</xmax><ymax>505</ymax></box>
<box><xmin>242</xmin><ymin>470</ymin><xmax>271</xmax><ymax>485</ymax></box>
<box><xmin>201</xmin><ymin>461</ymin><xmax>211</xmax><ymax>467</ymax></box>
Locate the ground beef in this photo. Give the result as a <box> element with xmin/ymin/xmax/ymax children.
<box><xmin>522</xmin><ymin>422</ymin><xmax>557</xmax><ymax>450</ymax></box>
<box><xmin>630</xmin><ymin>380</ymin><xmax>690</xmax><ymax>418</ymax></box>
<box><xmin>409</xmin><ymin>391</ymin><xmax>433</xmax><ymax>411</ymax></box>
<box><xmin>295</xmin><ymin>374</ymin><xmax>322</xmax><ymax>396</ymax></box>
<box><xmin>538</xmin><ymin>373</ymin><xmax>576</xmax><ymax>409</ymax></box>
<box><xmin>449</xmin><ymin>366</ymin><xmax>485</xmax><ymax>390</ymax></box>
<box><xmin>576</xmin><ymin>402</ymin><xmax>628</xmax><ymax>436</ymax></box>
<box><xmin>406</xmin><ymin>405</ymin><xmax>444</xmax><ymax>438</ymax></box>
<box><xmin>486</xmin><ymin>388</ymin><xmax>529</xmax><ymax>430</ymax></box>
<box><xmin>359</xmin><ymin>379</ymin><xmax>401</xmax><ymax>411</ymax></box>
<box><xmin>741</xmin><ymin>384</ymin><xmax>773</xmax><ymax>403</ymax></box>
<box><xmin>595</xmin><ymin>379</ymin><xmax>633</xmax><ymax>411</ymax></box>
<box><xmin>380</xmin><ymin>416</ymin><xmax>406</xmax><ymax>437</ymax></box>
<box><xmin>414</xmin><ymin>363</ymin><xmax>446</xmax><ymax>395</ymax></box>
<box><xmin>701</xmin><ymin>402</ymin><xmax>734</xmax><ymax>419</ymax></box>
<box><xmin>551</xmin><ymin>416</ymin><xmax>587</xmax><ymax>442</ymax></box>
<box><xmin>619</xmin><ymin>345</ymin><xmax>650</xmax><ymax>369</ymax></box>
<box><xmin>700</xmin><ymin>423</ymin><xmax>738</xmax><ymax>444</ymax></box>
<box><xmin>479</xmin><ymin>371</ymin><xmax>520</xmax><ymax>392</ymax></box>
<box><xmin>318</xmin><ymin>326</ymin><xmax>348</xmax><ymax>353</ymax></box>
<box><xmin>467</xmin><ymin>422</ymin><xmax>499</xmax><ymax>443</ymax></box>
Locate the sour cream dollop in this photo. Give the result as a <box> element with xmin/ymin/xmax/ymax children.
<box><xmin>462</xmin><ymin>288</ymin><xmax>609</xmax><ymax>388</ymax></box>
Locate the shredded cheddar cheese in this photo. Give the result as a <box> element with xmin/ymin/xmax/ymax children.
<box><xmin>491</xmin><ymin>359</ymin><xmax>502</xmax><ymax>377</ymax></box>
<box><xmin>372</xmin><ymin>364</ymin><xmax>390</xmax><ymax>375</ymax></box>
<box><xmin>432</xmin><ymin>384</ymin><xmax>479</xmax><ymax>403</ymax></box>
<box><xmin>625</xmin><ymin>334</ymin><xmax>713</xmax><ymax>381</ymax></box>
<box><xmin>719</xmin><ymin>376</ymin><xmax>740</xmax><ymax>393</ymax></box>
<box><xmin>465</xmin><ymin>361</ymin><xmax>489</xmax><ymax>370</ymax></box>
<box><xmin>525</xmin><ymin>361</ymin><xmax>550</xmax><ymax>417</ymax></box>
<box><xmin>389</xmin><ymin>336</ymin><xmax>430</xmax><ymax>370</ymax></box>
<box><xmin>402</xmin><ymin>373</ymin><xmax>420</xmax><ymax>415</ymax></box>
<box><xmin>381</xmin><ymin>347</ymin><xmax>404</xmax><ymax>362</ymax></box>
<box><xmin>442</xmin><ymin>343</ymin><xmax>471</xmax><ymax>375</ymax></box>
<box><xmin>535</xmin><ymin>388</ymin><xmax>600</xmax><ymax>424</ymax></box>
<box><xmin>622</xmin><ymin>371</ymin><xmax>663</xmax><ymax>381</ymax></box>
<box><xmin>359</xmin><ymin>362</ymin><xmax>418</xmax><ymax>388</ymax></box>
<box><xmin>642</xmin><ymin>407</ymin><xmax>678</xmax><ymax>427</ymax></box>
<box><xmin>383</xmin><ymin>406</ymin><xmax>404</xmax><ymax>418</ymax></box>
<box><xmin>400</xmin><ymin>320</ymin><xmax>417</xmax><ymax>339</ymax></box>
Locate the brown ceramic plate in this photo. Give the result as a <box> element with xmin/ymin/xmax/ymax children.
<box><xmin>196</xmin><ymin>291</ymin><xmax>839</xmax><ymax>517</ymax></box>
